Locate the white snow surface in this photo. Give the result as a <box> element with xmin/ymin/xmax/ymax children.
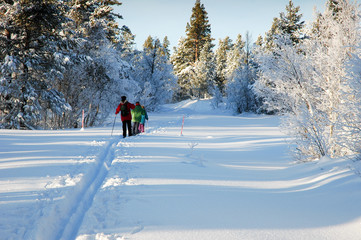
<box><xmin>1</xmin><ymin>99</ymin><xmax>361</xmax><ymax>240</ymax></box>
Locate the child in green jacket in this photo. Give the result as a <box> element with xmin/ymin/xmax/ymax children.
<box><xmin>131</xmin><ymin>102</ymin><xmax>145</xmax><ymax>135</ymax></box>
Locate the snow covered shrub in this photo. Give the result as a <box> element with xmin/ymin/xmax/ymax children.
<box><xmin>224</xmin><ymin>33</ymin><xmax>258</xmax><ymax>114</ymax></box>
<box><xmin>210</xmin><ymin>85</ymin><xmax>223</xmax><ymax>109</ymax></box>
<box><xmin>226</xmin><ymin>67</ymin><xmax>252</xmax><ymax>114</ymax></box>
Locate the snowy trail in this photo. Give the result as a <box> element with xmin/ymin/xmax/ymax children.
<box><xmin>58</xmin><ymin>140</ymin><xmax>118</xmax><ymax>240</ymax></box>
<box><xmin>35</xmin><ymin>137</ymin><xmax>121</xmax><ymax>240</ymax></box>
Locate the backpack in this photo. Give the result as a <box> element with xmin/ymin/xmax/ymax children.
<box><xmin>120</xmin><ymin>102</ymin><xmax>129</xmax><ymax>117</ymax></box>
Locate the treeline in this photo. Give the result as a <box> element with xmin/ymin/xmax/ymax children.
<box><xmin>171</xmin><ymin>0</ymin><xmax>258</xmax><ymax>113</ymax></box>
<box><xmin>0</xmin><ymin>0</ymin><xmax>176</xmax><ymax>130</ymax></box>
<box><xmin>171</xmin><ymin>0</ymin><xmax>361</xmax><ymax>161</ymax></box>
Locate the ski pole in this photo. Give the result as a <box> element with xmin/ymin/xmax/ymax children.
<box><xmin>180</xmin><ymin>115</ymin><xmax>185</xmax><ymax>136</ymax></box>
<box><xmin>111</xmin><ymin>115</ymin><xmax>117</xmax><ymax>136</ymax></box>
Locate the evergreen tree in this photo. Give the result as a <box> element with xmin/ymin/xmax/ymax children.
<box><xmin>171</xmin><ymin>37</ymin><xmax>193</xmax><ymax>100</ymax></box>
<box><xmin>143</xmin><ymin>35</ymin><xmax>154</xmax><ymax>53</ymax></box>
<box><xmin>118</xmin><ymin>25</ymin><xmax>136</xmax><ymax>60</ymax></box>
<box><xmin>264</xmin><ymin>0</ymin><xmax>305</xmax><ymax>50</ymax></box>
<box><xmin>0</xmin><ymin>0</ymin><xmax>71</xmax><ymax>129</ymax></box>
<box><xmin>255</xmin><ymin>35</ymin><xmax>264</xmax><ymax>48</ymax></box>
<box><xmin>327</xmin><ymin>0</ymin><xmax>344</xmax><ymax>18</ymax></box>
<box><xmin>162</xmin><ymin>36</ymin><xmax>171</xmax><ymax>59</ymax></box>
<box><xmin>171</xmin><ymin>0</ymin><xmax>213</xmax><ymax>99</ymax></box>
<box><xmin>225</xmin><ymin>34</ymin><xmax>245</xmax><ymax>80</ymax></box>
<box><xmin>215</xmin><ymin>37</ymin><xmax>233</xmax><ymax>94</ymax></box>
<box><xmin>0</xmin><ymin>0</ymin><xmax>147</xmax><ymax>129</ymax></box>
<box><xmin>68</xmin><ymin>0</ymin><xmax>122</xmax><ymax>44</ymax></box>
<box><xmin>312</xmin><ymin>0</ymin><xmax>352</xmax><ymax>39</ymax></box>
<box><xmin>264</xmin><ymin>17</ymin><xmax>281</xmax><ymax>50</ymax></box>
<box><xmin>185</xmin><ymin>0</ymin><xmax>212</xmax><ymax>63</ymax></box>
<box><xmin>279</xmin><ymin>0</ymin><xmax>305</xmax><ymax>44</ymax></box>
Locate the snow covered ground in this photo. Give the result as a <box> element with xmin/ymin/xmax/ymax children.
<box><xmin>1</xmin><ymin>99</ymin><xmax>361</xmax><ymax>240</ymax></box>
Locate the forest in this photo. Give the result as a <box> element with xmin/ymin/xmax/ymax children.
<box><xmin>1</xmin><ymin>0</ymin><xmax>361</xmax><ymax>161</ymax></box>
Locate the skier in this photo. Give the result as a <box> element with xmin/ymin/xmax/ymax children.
<box><xmin>131</xmin><ymin>102</ymin><xmax>145</xmax><ymax>135</ymax></box>
<box><xmin>115</xmin><ymin>96</ymin><xmax>135</xmax><ymax>138</ymax></box>
<box><xmin>138</xmin><ymin>105</ymin><xmax>148</xmax><ymax>133</ymax></box>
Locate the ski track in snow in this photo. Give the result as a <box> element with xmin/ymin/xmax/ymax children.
<box><xmin>34</xmin><ymin>137</ymin><xmax>120</xmax><ymax>240</ymax></box>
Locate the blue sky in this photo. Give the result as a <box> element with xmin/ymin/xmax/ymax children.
<box><xmin>114</xmin><ymin>0</ymin><xmax>328</xmax><ymax>51</ymax></box>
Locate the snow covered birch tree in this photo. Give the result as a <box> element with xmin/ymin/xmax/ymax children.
<box><xmin>132</xmin><ymin>36</ymin><xmax>177</xmax><ymax>111</ymax></box>
<box><xmin>304</xmin><ymin>0</ymin><xmax>360</xmax><ymax>159</ymax></box>
<box><xmin>345</xmin><ymin>43</ymin><xmax>361</xmax><ymax>154</ymax></box>
<box><xmin>318</xmin><ymin>0</ymin><xmax>361</xmax><ymax>156</ymax></box>
<box><xmin>255</xmin><ymin>36</ymin><xmax>329</xmax><ymax>160</ymax></box>
<box><xmin>255</xmin><ymin>0</ymin><xmax>361</xmax><ymax>161</ymax></box>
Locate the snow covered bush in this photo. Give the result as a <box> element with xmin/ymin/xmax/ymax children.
<box><xmin>226</xmin><ymin>66</ymin><xmax>255</xmax><ymax>114</ymax></box>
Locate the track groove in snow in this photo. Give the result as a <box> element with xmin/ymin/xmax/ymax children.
<box><xmin>35</xmin><ymin>138</ymin><xmax>119</xmax><ymax>240</ymax></box>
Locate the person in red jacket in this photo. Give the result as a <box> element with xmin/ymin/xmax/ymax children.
<box><xmin>115</xmin><ymin>96</ymin><xmax>135</xmax><ymax>138</ymax></box>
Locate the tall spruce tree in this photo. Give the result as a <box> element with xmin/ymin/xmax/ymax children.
<box><xmin>185</xmin><ymin>0</ymin><xmax>212</xmax><ymax>63</ymax></box>
<box><xmin>264</xmin><ymin>0</ymin><xmax>305</xmax><ymax>50</ymax></box>
<box><xmin>171</xmin><ymin>0</ymin><xmax>213</xmax><ymax>99</ymax></box>
<box><xmin>279</xmin><ymin>0</ymin><xmax>305</xmax><ymax>44</ymax></box>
